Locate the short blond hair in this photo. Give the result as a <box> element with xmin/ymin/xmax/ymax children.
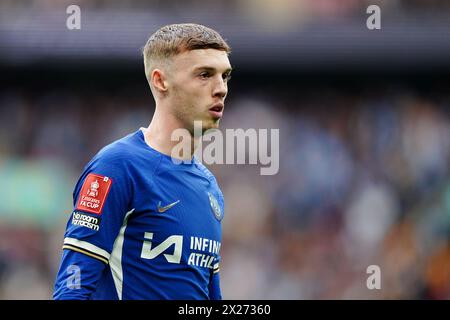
<box><xmin>143</xmin><ymin>23</ymin><xmax>231</xmax><ymax>81</ymax></box>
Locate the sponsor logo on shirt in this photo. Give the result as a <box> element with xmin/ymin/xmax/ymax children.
<box><xmin>140</xmin><ymin>234</ymin><xmax>221</xmax><ymax>271</ymax></box>
<box><xmin>157</xmin><ymin>200</ymin><xmax>180</xmax><ymax>213</ymax></box>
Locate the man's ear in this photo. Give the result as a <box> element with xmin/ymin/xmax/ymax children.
<box><xmin>151</xmin><ymin>69</ymin><xmax>168</xmax><ymax>94</ymax></box>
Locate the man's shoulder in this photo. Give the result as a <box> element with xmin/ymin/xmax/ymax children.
<box><xmin>96</xmin><ymin>131</ymin><xmax>140</xmax><ymax>162</ymax></box>
<box><xmin>90</xmin><ymin>130</ymin><xmax>160</xmax><ymax>169</ymax></box>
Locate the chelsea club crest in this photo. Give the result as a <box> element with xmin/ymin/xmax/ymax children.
<box><xmin>208</xmin><ymin>192</ymin><xmax>223</xmax><ymax>221</ymax></box>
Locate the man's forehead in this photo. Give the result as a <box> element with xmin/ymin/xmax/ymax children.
<box><xmin>174</xmin><ymin>49</ymin><xmax>231</xmax><ymax>70</ymax></box>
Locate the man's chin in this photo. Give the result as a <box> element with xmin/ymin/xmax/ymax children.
<box><xmin>201</xmin><ymin>119</ymin><xmax>220</xmax><ymax>132</ymax></box>
<box><xmin>188</xmin><ymin>118</ymin><xmax>221</xmax><ymax>135</ymax></box>
<box><xmin>205</xmin><ymin>119</ymin><xmax>221</xmax><ymax>131</ymax></box>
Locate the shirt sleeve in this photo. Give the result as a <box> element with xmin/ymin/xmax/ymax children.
<box><xmin>208</xmin><ymin>258</ymin><xmax>222</xmax><ymax>300</ymax></box>
<box><xmin>53</xmin><ymin>249</ymin><xmax>105</xmax><ymax>300</ymax></box>
<box><xmin>53</xmin><ymin>149</ymin><xmax>133</xmax><ymax>299</ymax></box>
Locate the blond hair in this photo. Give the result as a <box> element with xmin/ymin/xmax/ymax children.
<box><xmin>143</xmin><ymin>23</ymin><xmax>231</xmax><ymax>81</ymax></box>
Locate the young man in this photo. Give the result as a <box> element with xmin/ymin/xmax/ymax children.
<box><xmin>53</xmin><ymin>23</ymin><xmax>232</xmax><ymax>300</ymax></box>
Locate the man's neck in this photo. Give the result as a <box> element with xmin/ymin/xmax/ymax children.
<box><xmin>143</xmin><ymin>109</ymin><xmax>199</xmax><ymax>161</ymax></box>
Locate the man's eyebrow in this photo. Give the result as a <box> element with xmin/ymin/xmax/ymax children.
<box><xmin>194</xmin><ymin>66</ymin><xmax>233</xmax><ymax>73</ymax></box>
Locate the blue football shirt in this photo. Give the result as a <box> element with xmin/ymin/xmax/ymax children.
<box><xmin>53</xmin><ymin>128</ymin><xmax>224</xmax><ymax>300</ymax></box>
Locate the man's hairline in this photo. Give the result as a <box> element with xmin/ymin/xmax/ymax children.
<box><xmin>147</xmin><ymin>48</ymin><xmax>231</xmax><ymax>80</ymax></box>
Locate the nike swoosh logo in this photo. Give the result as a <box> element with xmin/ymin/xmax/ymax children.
<box><xmin>157</xmin><ymin>200</ymin><xmax>180</xmax><ymax>213</ymax></box>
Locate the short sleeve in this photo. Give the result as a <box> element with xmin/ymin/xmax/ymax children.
<box><xmin>62</xmin><ymin>150</ymin><xmax>133</xmax><ymax>264</ymax></box>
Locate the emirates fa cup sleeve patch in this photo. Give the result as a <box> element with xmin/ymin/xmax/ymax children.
<box><xmin>76</xmin><ymin>173</ymin><xmax>112</xmax><ymax>215</ymax></box>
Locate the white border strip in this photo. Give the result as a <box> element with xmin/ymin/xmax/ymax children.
<box><xmin>64</xmin><ymin>237</ymin><xmax>111</xmax><ymax>261</ymax></box>
<box><xmin>109</xmin><ymin>208</ymin><xmax>135</xmax><ymax>300</ymax></box>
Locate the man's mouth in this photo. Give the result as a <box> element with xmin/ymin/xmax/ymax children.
<box><xmin>209</xmin><ymin>103</ymin><xmax>224</xmax><ymax>118</ymax></box>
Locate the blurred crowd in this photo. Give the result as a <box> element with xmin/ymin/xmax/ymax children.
<box><xmin>0</xmin><ymin>80</ymin><xmax>449</xmax><ymax>299</ymax></box>
<box><xmin>2</xmin><ymin>0</ymin><xmax>450</xmax><ymax>26</ymax></box>
<box><xmin>2</xmin><ymin>0</ymin><xmax>450</xmax><ymax>13</ymax></box>
<box><xmin>219</xmin><ymin>84</ymin><xmax>450</xmax><ymax>299</ymax></box>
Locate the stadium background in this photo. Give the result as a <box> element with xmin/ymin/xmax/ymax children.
<box><xmin>0</xmin><ymin>0</ymin><xmax>449</xmax><ymax>299</ymax></box>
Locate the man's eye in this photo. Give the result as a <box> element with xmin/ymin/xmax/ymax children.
<box><xmin>223</xmin><ymin>73</ymin><xmax>231</xmax><ymax>81</ymax></box>
<box><xmin>199</xmin><ymin>72</ymin><xmax>210</xmax><ymax>78</ymax></box>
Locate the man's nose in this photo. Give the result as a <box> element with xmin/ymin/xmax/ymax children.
<box><xmin>213</xmin><ymin>76</ymin><xmax>227</xmax><ymax>99</ymax></box>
